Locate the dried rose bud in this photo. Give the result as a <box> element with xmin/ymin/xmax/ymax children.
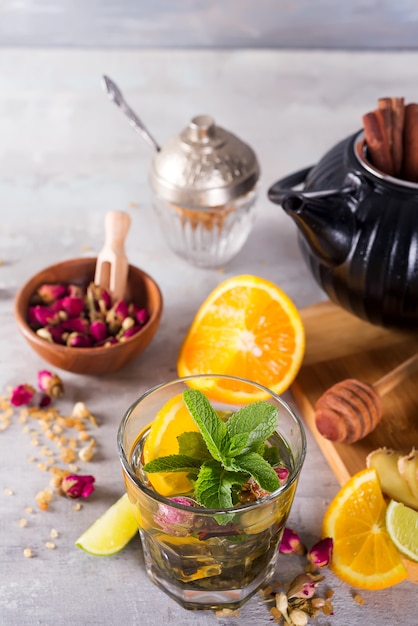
<box><xmin>68</xmin><ymin>284</ymin><xmax>84</xmax><ymax>298</ymax></box>
<box><xmin>289</xmin><ymin>609</ymin><xmax>308</xmax><ymax>626</ymax></box>
<box><xmin>10</xmin><ymin>384</ymin><xmax>36</xmax><ymax>407</ymax></box>
<box><xmin>287</xmin><ymin>572</ymin><xmax>323</xmax><ymax>600</ymax></box>
<box><xmin>274</xmin><ymin>465</ymin><xmax>290</xmax><ymax>484</ymax></box>
<box><xmin>60</xmin><ymin>296</ymin><xmax>84</xmax><ymax>317</ymax></box>
<box><xmin>61</xmin><ymin>474</ymin><xmax>95</xmax><ymax>499</ymax></box>
<box><xmin>39</xmin><ymin>394</ymin><xmax>51</xmax><ymax>408</ymax></box>
<box><xmin>60</xmin><ymin>317</ymin><xmax>89</xmax><ymax>334</ymax></box>
<box><xmin>308</xmin><ymin>537</ymin><xmax>333</xmax><ymax>568</ymax></box>
<box><xmin>37</xmin><ymin>283</ymin><xmax>67</xmax><ymax>304</ymax></box>
<box><xmin>66</xmin><ymin>332</ymin><xmax>93</xmax><ymax>348</ymax></box>
<box><xmin>37</xmin><ymin>370</ymin><xmax>64</xmax><ymax>398</ymax></box>
<box><xmin>136</xmin><ymin>308</ymin><xmax>149</xmax><ymax>325</ymax></box>
<box><xmin>279</xmin><ymin>527</ymin><xmax>302</xmax><ymax>554</ymax></box>
<box><xmin>37</xmin><ymin>324</ymin><xmax>67</xmax><ymax>344</ymax></box>
<box><xmin>120</xmin><ymin>325</ymin><xmax>141</xmax><ymax>340</ymax></box>
<box><xmin>106</xmin><ymin>300</ymin><xmax>128</xmax><ymax>332</ymax></box>
<box><xmin>90</xmin><ymin>320</ymin><xmax>108</xmax><ymax>342</ymax></box>
<box><xmin>95</xmin><ymin>336</ymin><xmax>118</xmax><ymax>347</ymax></box>
<box><xmin>30</xmin><ymin>305</ymin><xmax>61</xmax><ymax>327</ymax></box>
<box><xmin>154</xmin><ymin>496</ymin><xmax>195</xmax><ymax>535</ymax></box>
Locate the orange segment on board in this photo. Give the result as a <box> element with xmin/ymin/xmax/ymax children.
<box><xmin>322</xmin><ymin>468</ymin><xmax>407</xmax><ymax>590</ymax></box>
<box><xmin>143</xmin><ymin>393</ymin><xmax>200</xmax><ymax>497</ymax></box>
<box><xmin>177</xmin><ymin>275</ymin><xmax>305</xmax><ymax>403</ymax></box>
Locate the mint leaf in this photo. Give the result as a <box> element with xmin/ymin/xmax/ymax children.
<box><xmin>262</xmin><ymin>444</ymin><xmax>280</xmax><ymax>466</ymax></box>
<box><xmin>177</xmin><ymin>431</ymin><xmax>212</xmax><ymax>460</ymax></box>
<box><xmin>223</xmin><ymin>432</ymin><xmax>250</xmax><ymax>458</ymax></box>
<box><xmin>194</xmin><ymin>460</ymin><xmax>247</xmax><ymax>510</ymax></box>
<box><xmin>226</xmin><ymin>402</ymin><xmax>278</xmax><ymax>454</ymax></box>
<box><xmin>232</xmin><ymin>452</ymin><xmax>281</xmax><ymax>493</ymax></box>
<box><xmin>183</xmin><ymin>389</ymin><xmax>226</xmax><ymax>462</ymax></box>
<box><xmin>143</xmin><ymin>454</ymin><xmax>202</xmax><ymax>474</ymax></box>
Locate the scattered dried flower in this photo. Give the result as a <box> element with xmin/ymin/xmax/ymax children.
<box><xmin>308</xmin><ymin>537</ymin><xmax>333</xmax><ymax>569</ymax></box>
<box><xmin>10</xmin><ymin>384</ymin><xmax>35</xmax><ymax>407</ymax></box>
<box><xmin>37</xmin><ymin>370</ymin><xmax>64</xmax><ymax>399</ymax></box>
<box><xmin>289</xmin><ymin>608</ymin><xmax>309</xmax><ymax>626</ymax></box>
<box><xmin>45</xmin><ymin>541</ymin><xmax>56</xmax><ymax>549</ymax></box>
<box><xmin>61</xmin><ymin>474</ymin><xmax>95</xmax><ymax>499</ymax></box>
<box><xmin>23</xmin><ymin>548</ymin><xmax>34</xmax><ymax>558</ymax></box>
<box><xmin>287</xmin><ymin>573</ymin><xmax>323</xmax><ymax>600</ymax></box>
<box><xmin>279</xmin><ymin>527</ymin><xmax>303</xmax><ymax>554</ymax></box>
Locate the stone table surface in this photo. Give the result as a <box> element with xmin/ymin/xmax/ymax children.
<box><xmin>1</xmin><ymin>48</ymin><xmax>417</xmax><ymax>626</ymax></box>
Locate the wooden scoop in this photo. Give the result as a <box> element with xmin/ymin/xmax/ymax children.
<box><xmin>94</xmin><ymin>211</ymin><xmax>131</xmax><ymax>302</ymax></box>
<box><xmin>315</xmin><ymin>353</ymin><xmax>418</xmax><ymax>444</ymax></box>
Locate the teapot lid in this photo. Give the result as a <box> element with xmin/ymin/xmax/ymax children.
<box><xmin>149</xmin><ymin>115</ymin><xmax>260</xmax><ymax>207</ymax></box>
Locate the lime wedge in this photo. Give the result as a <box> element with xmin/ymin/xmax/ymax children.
<box><xmin>386</xmin><ymin>500</ymin><xmax>418</xmax><ymax>563</ymax></box>
<box><xmin>76</xmin><ymin>493</ymin><xmax>138</xmax><ymax>556</ymax></box>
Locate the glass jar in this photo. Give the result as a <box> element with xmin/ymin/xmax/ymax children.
<box><xmin>150</xmin><ymin>115</ymin><xmax>260</xmax><ymax>268</ymax></box>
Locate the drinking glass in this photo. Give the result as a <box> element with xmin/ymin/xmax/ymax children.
<box><xmin>117</xmin><ymin>375</ymin><xmax>306</xmax><ymax>610</ymax></box>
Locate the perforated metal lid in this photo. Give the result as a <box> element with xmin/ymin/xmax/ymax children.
<box><xmin>150</xmin><ymin>115</ymin><xmax>260</xmax><ymax>207</ymax></box>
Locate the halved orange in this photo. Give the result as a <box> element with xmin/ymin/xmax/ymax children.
<box><xmin>142</xmin><ymin>393</ymin><xmax>199</xmax><ymax>497</ymax></box>
<box><xmin>322</xmin><ymin>468</ymin><xmax>407</xmax><ymax>590</ymax></box>
<box><xmin>177</xmin><ymin>275</ymin><xmax>305</xmax><ymax>403</ymax></box>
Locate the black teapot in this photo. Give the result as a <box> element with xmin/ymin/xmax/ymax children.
<box><xmin>268</xmin><ymin>130</ymin><xmax>418</xmax><ymax>330</ymax></box>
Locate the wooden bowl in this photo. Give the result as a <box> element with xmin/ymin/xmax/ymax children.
<box><xmin>14</xmin><ymin>258</ymin><xmax>163</xmax><ymax>375</ymax></box>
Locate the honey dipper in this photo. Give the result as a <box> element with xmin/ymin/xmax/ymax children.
<box><xmin>314</xmin><ymin>353</ymin><xmax>418</xmax><ymax>444</ymax></box>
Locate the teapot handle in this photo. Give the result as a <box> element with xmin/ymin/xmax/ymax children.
<box><xmin>268</xmin><ymin>166</ymin><xmax>355</xmax><ymax>205</ymax></box>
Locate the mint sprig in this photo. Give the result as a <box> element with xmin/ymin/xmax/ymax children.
<box><xmin>143</xmin><ymin>389</ymin><xmax>282</xmax><ymax>512</ymax></box>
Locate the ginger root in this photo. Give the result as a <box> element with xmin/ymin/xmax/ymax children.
<box><xmin>366</xmin><ymin>447</ymin><xmax>418</xmax><ymax>510</ymax></box>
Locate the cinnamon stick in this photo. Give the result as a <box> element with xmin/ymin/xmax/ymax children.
<box><xmin>403</xmin><ymin>103</ymin><xmax>418</xmax><ymax>182</ymax></box>
<box><xmin>378</xmin><ymin>97</ymin><xmax>405</xmax><ymax>177</ymax></box>
<box><xmin>362</xmin><ymin>109</ymin><xmax>395</xmax><ymax>176</ymax></box>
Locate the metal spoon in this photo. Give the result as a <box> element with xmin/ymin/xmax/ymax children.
<box><xmin>102</xmin><ymin>75</ymin><xmax>161</xmax><ymax>152</ymax></box>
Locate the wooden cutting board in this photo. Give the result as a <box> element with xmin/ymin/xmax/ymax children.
<box><xmin>291</xmin><ymin>300</ymin><xmax>418</xmax><ymax>485</ymax></box>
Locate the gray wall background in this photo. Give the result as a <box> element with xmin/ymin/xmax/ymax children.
<box><xmin>0</xmin><ymin>0</ymin><xmax>417</xmax><ymax>49</ymax></box>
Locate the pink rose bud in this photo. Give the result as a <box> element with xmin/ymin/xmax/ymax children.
<box><xmin>61</xmin><ymin>474</ymin><xmax>95</xmax><ymax>499</ymax></box>
<box><xmin>68</xmin><ymin>284</ymin><xmax>84</xmax><ymax>298</ymax></box>
<box><xmin>100</xmin><ymin>289</ymin><xmax>112</xmax><ymax>310</ymax></box>
<box><xmin>279</xmin><ymin>527</ymin><xmax>302</xmax><ymax>554</ymax></box>
<box><xmin>113</xmin><ymin>300</ymin><xmax>129</xmax><ymax>321</ymax></box>
<box><xmin>308</xmin><ymin>537</ymin><xmax>333</xmax><ymax>568</ymax></box>
<box><xmin>10</xmin><ymin>384</ymin><xmax>36</xmax><ymax>407</ymax></box>
<box><xmin>155</xmin><ymin>497</ymin><xmax>195</xmax><ymax>535</ymax></box>
<box><xmin>37</xmin><ymin>283</ymin><xmax>67</xmax><ymax>304</ymax></box>
<box><xmin>47</xmin><ymin>324</ymin><xmax>67</xmax><ymax>344</ymax></box>
<box><xmin>37</xmin><ymin>370</ymin><xmax>64</xmax><ymax>398</ymax></box>
<box><xmin>90</xmin><ymin>320</ymin><xmax>108</xmax><ymax>342</ymax></box>
<box><xmin>275</xmin><ymin>465</ymin><xmax>290</xmax><ymax>484</ymax></box>
<box><xmin>120</xmin><ymin>325</ymin><xmax>141</xmax><ymax>340</ymax></box>
<box><xmin>60</xmin><ymin>296</ymin><xmax>84</xmax><ymax>317</ymax></box>
<box><xmin>136</xmin><ymin>308</ymin><xmax>149</xmax><ymax>325</ymax></box>
<box><xmin>31</xmin><ymin>305</ymin><xmax>60</xmax><ymax>326</ymax></box>
<box><xmin>95</xmin><ymin>336</ymin><xmax>118</xmax><ymax>347</ymax></box>
<box><xmin>287</xmin><ymin>573</ymin><xmax>322</xmax><ymax>600</ymax></box>
<box><xmin>66</xmin><ymin>332</ymin><xmax>93</xmax><ymax>348</ymax></box>
<box><xmin>39</xmin><ymin>394</ymin><xmax>52</xmax><ymax>408</ymax></box>
<box><xmin>61</xmin><ymin>317</ymin><xmax>89</xmax><ymax>334</ymax></box>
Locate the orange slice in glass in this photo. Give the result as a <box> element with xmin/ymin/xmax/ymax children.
<box><xmin>142</xmin><ymin>393</ymin><xmax>199</xmax><ymax>497</ymax></box>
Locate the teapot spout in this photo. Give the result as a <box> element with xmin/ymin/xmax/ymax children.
<box><xmin>282</xmin><ymin>191</ymin><xmax>356</xmax><ymax>267</ymax></box>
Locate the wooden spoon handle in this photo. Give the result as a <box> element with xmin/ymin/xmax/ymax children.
<box><xmin>373</xmin><ymin>353</ymin><xmax>418</xmax><ymax>397</ymax></box>
<box><xmin>104</xmin><ymin>210</ymin><xmax>131</xmax><ymax>255</ymax></box>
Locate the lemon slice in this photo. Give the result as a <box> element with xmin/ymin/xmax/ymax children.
<box><xmin>75</xmin><ymin>494</ymin><xmax>138</xmax><ymax>556</ymax></box>
<box><xmin>386</xmin><ymin>500</ymin><xmax>418</xmax><ymax>563</ymax></box>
